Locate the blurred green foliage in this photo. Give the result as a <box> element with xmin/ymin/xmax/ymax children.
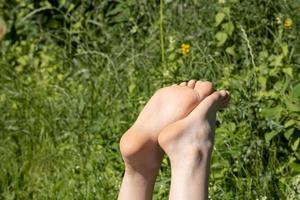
<box><xmin>0</xmin><ymin>0</ymin><xmax>299</xmax><ymax>199</ymax></box>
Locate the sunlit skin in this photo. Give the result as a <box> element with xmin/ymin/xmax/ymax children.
<box><xmin>158</xmin><ymin>89</ymin><xmax>230</xmax><ymax>200</ymax></box>
<box><xmin>118</xmin><ymin>80</ymin><xmax>215</xmax><ymax>200</ymax></box>
<box><xmin>118</xmin><ymin>80</ymin><xmax>230</xmax><ymax>200</ymax></box>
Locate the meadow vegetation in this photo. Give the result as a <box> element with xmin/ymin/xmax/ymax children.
<box><xmin>0</xmin><ymin>0</ymin><xmax>299</xmax><ymax>199</ymax></box>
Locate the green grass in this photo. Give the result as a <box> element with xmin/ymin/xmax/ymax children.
<box><xmin>0</xmin><ymin>0</ymin><xmax>300</xmax><ymax>199</ymax></box>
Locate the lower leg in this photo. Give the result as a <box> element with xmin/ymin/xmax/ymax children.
<box><xmin>118</xmin><ymin>81</ymin><xmax>214</xmax><ymax>200</ymax></box>
<box><xmin>159</xmin><ymin>90</ymin><xmax>230</xmax><ymax>200</ymax></box>
<box><xmin>118</xmin><ymin>130</ymin><xmax>163</xmax><ymax>200</ymax></box>
<box><xmin>168</xmin><ymin>147</ymin><xmax>212</xmax><ymax>200</ymax></box>
<box><xmin>118</xmin><ymin>168</ymin><xmax>158</xmax><ymax>200</ymax></box>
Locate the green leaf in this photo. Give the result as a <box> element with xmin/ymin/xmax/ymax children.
<box><xmin>285</xmin><ymin>100</ymin><xmax>300</xmax><ymax>112</ymax></box>
<box><xmin>106</xmin><ymin>3</ymin><xmax>131</xmax><ymax>23</ymax></box>
<box><xmin>292</xmin><ymin>138</ymin><xmax>300</xmax><ymax>151</ymax></box>
<box><xmin>67</xmin><ymin>3</ymin><xmax>75</xmax><ymax>13</ymax></box>
<box><xmin>222</xmin><ymin>7</ymin><xmax>231</xmax><ymax>16</ymax></box>
<box><xmin>215</xmin><ymin>32</ymin><xmax>228</xmax><ymax>47</ymax></box>
<box><xmin>260</xmin><ymin>106</ymin><xmax>283</xmax><ymax>121</ymax></box>
<box><xmin>258</xmin><ymin>50</ymin><xmax>269</xmax><ymax>62</ymax></box>
<box><xmin>284</xmin><ymin>128</ymin><xmax>294</xmax><ymax>140</ymax></box>
<box><xmin>265</xmin><ymin>131</ymin><xmax>278</xmax><ymax>144</ymax></box>
<box><xmin>289</xmin><ymin>162</ymin><xmax>300</xmax><ymax>173</ymax></box>
<box><xmin>215</xmin><ymin>12</ymin><xmax>225</xmax><ymax>27</ymax></box>
<box><xmin>130</xmin><ymin>25</ymin><xmax>138</xmax><ymax>34</ymax></box>
<box><xmin>258</xmin><ymin>76</ymin><xmax>267</xmax><ymax>90</ymax></box>
<box><xmin>281</xmin><ymin>42</ymin><xmax>289</xmax><ymax>57</ymax></box>
<box><xmin>226</xmin><ymin>45</ymin><xmax>235</xmax><ymax>56</ymax></box>
<box><xmin>129</xmin><ymin>83</ymin><xmax>136</xmax><ymax>94</ymax></box>
<box><xmin>290</xmin><ymin>83</ymin><xmax>300</xmax><ymax>101</ymax></box>
<box><xmin>72</xmin><ymin>20</ymin><xmax>82</xmax><ymax>30</ymax></box>
<box><xmin>222</xmin><ymin>21</ymin><xmax>234</xmax><ymax>36</ymax></box>
<box><xmin>269</xmin><ymin>54</ymin><xmax>284</xmax><ymax>67</ymax></box>
<box><xmin>213</xmin><ymin>168</ymin><xmax>228</xmax><ymax>179</ymax></box>
<box><xmin>216</xmin><ymin>122</ymin><xmax>236</xmax><ymax>135</ymax></box>
<box><xmin>296</xmin><ymin>152</ymin><xmax>300</xmax><ymax>160</ymax></box>
<box><xmin>284</xmin><ymin>120</ymin><xmax>296</xmax><ymax>128</ymax></box>
<box><xmin>282</xmin><ymin>67</ymin><xmax>293</xmax><ymax>78</ymax></box>
<box><xmin>17</xmin><ymin>55</ymin><xmax>28</xmax><ymax>65</ymax></box>
<box><xmin>168</xmin><ymin>52</ymin><xmax>176</xmax><ymax>61</ymax></box>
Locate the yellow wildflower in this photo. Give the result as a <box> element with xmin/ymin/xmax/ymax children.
<box><xmin>181</xmin><ymin>43</ymin><xmax>190</xmax><ymax>57</ymax></box>
<box><xmin>0</xmin><ymin>18</ymin><xmax>6</xmax><ymax>40</ymax></box>
<box><xmin>284</xmin><ymin>18</ymin><xmax>293</xmax><ymax>29</ymax></box>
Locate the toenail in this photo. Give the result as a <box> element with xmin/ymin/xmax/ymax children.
<box><xmin>219</xmin><ymin>90</ymin><xmax>228</xmax><ymax>99</ymax></box>
<box><xmin>224</xmin><ymin>91</ymin><xmax>230</xmax><ymax>98</ymax></box>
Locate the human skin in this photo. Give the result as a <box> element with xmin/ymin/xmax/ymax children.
<box><xmin>158</xmin><ymin>90</ymin><xmax>230</xmax><ymax>200</ymax></box>
<box><xmin>118</xmin><ymin>80</ymin><xmax>215</xmax><ymax>200</ymax></box>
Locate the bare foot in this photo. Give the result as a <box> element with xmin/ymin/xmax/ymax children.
<box><xmin>158</xmin><ymin>90</ymin><xmax>230</xmax><ymax>200</ymax></box>
<box><xmin>120</xmin><ymin>81</ymin><xmax>214</xmax><ymax>175</ymax></box>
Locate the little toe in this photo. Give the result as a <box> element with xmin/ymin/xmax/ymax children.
<box><xmin>180</xmin><ymin>82</ymin><xmax>187</xmax><ymax>86</ymax></box>
<box><xmin>187</xmin><ymin>80</ymin><xmax>197</xmax><ymax>88</ymax></box>
<box><xmin>194</xmin><ymin>81</ymin><xmax>214</xmax><ymax>101</ymax></box>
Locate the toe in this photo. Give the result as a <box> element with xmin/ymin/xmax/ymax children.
<box><xmin>220</xmin><ymin>91</ymin><xmax>230</xmax><ymax>108</ymax></box>
<box><xmin>194</xmin><ymin>81</ymin><xmax>214</xmax><ymax>101</ymax></box>
<box><xmin>196</xmin><ymin>90</ymin><xmax>230</xmax><ymax>115</ymax></box>
<box><xmin>187</xmin><ymin>80</ymin><xmax>197</xmax><ymax>88</ymax></box>
<box><xmin>180</xmin><ymin>82</ymin><xmax>187</xmax><ymax>86</ymax></box>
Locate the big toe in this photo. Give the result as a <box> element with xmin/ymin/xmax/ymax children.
<box><xmin>194</xmin><ymin>81</ymin><xmax>215</xmax><ymax>101</ymax></box>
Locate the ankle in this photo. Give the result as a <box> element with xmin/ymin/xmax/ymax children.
<box><xmin>169</xmin><ymin>145</ymin><xmax>212</xmax><ymax>169</ymax></box>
